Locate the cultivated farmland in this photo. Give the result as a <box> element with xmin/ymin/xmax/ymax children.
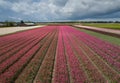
<box><xmin>82</xmin><ymin>23</ymin><xmax>120</xmax><ymax>30</ymax></box>
<box><xmin>0</xmin><ymin>25</ymin><xmax>120</xmax><ymax>83</ymax></box>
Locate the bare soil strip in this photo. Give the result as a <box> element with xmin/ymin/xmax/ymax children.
<box><xmin>73</xmin><ymin>25</ymin><xmax>120</xmax><ymax>38</ymax></box>
<box><xmin>0</xmin><ymin>25</ymin><xmax>45</xmax><ymax>36</ymax></box>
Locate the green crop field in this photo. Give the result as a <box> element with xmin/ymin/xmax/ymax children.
<box><xmin>78</xmin><ymin>28</ymin><xmax>120</xmax><ymax>46</ymax></box>
<box><xmin>82</xmin><ymin>23</ymin><xmax>120</xmax><ymax>29</ymax></box>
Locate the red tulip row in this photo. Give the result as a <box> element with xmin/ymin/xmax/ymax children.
<box><xmin>52</xmin><ymin>27</ymin><xmax>70</xmax><ymax>83</ymax></box>
<box><xmin>33</xmin><ymin>28</ymin><xmax>58</xmax><ymax>83</ymax></box>
<box><xmin>15</xmin><ymin>27</ymin><xmax>57</xmax><ymax>83</ymax></box>
<box><xmin>0</xmin><ymin>26</ymin><xmax>56</xmax><ymax>83</ymax></box>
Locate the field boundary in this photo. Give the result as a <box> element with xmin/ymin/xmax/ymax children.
<box><xmin>72</xmin><ymin>25</ymin><xmax>120</xmax><ymax>38</ymax></box>
<box><xmin>0</xmin><ymin>25</ymin><xmax>45</xmax><ymax>36</ymax></box>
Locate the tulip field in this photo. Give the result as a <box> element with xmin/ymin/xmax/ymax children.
<box><xmin>0</xmin><ymin>25</ymin><xmax>120</xmax><ymax>83</ymax></box>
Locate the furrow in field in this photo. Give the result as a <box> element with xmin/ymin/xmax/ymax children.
<box><xmin>0</xmin><ymin>27</ymin><xmax>46</xmax><ymax>55</ymax></box>
<box><xmin>0</xmin><ymin>37</ymin><xmax>36</xmax><ymax>63</ymax></box>
<box><xmin>52</xmin><ymin>27</ymin><xmax>70</xmax><ymax>83</ymax></box>
<box><xmin>62</xmin><ymin>26</ymin><xmax>89</xmax><ymax>83</ymax></box>
<box><xmin>68</xmin><ymin>26</ymin><xmax>120</xmax><ymax>82</ymax></box>
<box><xmin>0</xmin><ymin>28</ymin><xmax>49</xmax><ymax>63</ymax></box>
<box><xmin>0</xmin><ymin>25</ymin><xmax>119</xmax><ymax>83</ymax></box>
<box><xmin>15</xmin><ymin>27</ymin><xmax>57</xmax><ymax>83</ymax></box>
<box><xmin>0</xmin><ymin>27</ymin><xmax>42</xmax><ymax>47</ymax></box>
<box><xmin>71</xmin><ymin>26</ymin><xmax>120</xmax><ymax>72</ymax></box>
<box><xmin>33</xmin><ymin>27</ymin><xmax>58</xmax><ymax>83</ymax></box>
<box><xmin>0</xmin><ymin>31</ymin><xmax>49</xmax><ymax>74</ymax></box>
<box><xmin>0</xmin><ymin>27</ymin><xmax>55</xmax><ymax>83</ymax></box>
<box><xmin>64</xmin><ymin>26</ymin><xmax>107</xmax><ymax>82</ymax></box>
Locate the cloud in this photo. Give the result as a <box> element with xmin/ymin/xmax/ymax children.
<box><xmin>11</xmin><ymin>2</ymin><xmax>37</xmax><ymax>15</ymax></box>
<box><xmin>60</xmin><ymin>0</ymin><xmax>120</xmax><ymax>19</ymax></box>
<box><xmin>9</xmin><ymin>16</ymin><xmax>22</xmax><ymax>20</ymax></box>
<box><xmin>0</xmin><ymin>0</ymin><xmax>11</xmax><ymax>8</ymax></box>
<box><xmin>0</xmin><ymin>0</ymin><xmax>120</xmax><ymax>21</ymax></box>
<box><xmin>50</xmin><ymin>0</ymin><xmax>68</xmax><ymax>7</ymax></box>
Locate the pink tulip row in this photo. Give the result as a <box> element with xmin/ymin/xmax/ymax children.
<box><xmin>82</xmin><ymin>34</ymin><xmax>120</xmax><ymax>59</ymax></box>
<box><xmin>52</xmin><ymin>27</ymin><xmax>69</xmax><ymax>83</ymax></box>
<box><xmin>0</xmin><ymin>37</ymin><xmax>27</xmax><ymax>50</ymax></box>
<box><xmin>61</xmin><ymin>26</ymin><xmax>88</xmax><ymax>83</ymax></box>
<box><xmin>0</xmin><ymin>28</ymin><xmax>49</xmax><ymax>63</ymax></box>
<box><xmin>0</xmin><ymin>25</ymin><xmax>119</xmax><ymax>83</ymax></box>
<box><xmin>0</xmin><ymin>33</ymin><xmax>39</xmax><ymax>55</ymax></box>
<box><xmin>72</xmin><ymin>27</ymin><xmax>120</xmax><ymax>58</ymax></box>
<box><xmin>0</xmin><ymin>26</ymin><xmax>56</xmax><ymax>83</ymax></box>
<box><xmin>34</xmin><ymin>28</ymin><xmax>58</xmax><ymax>83</ymax></box>
<box><xmin>0</xmin><ymin>35</ymin><xmax>29</xmax><ymax>52</ymax></box>
<box><xmin>0</xmin><ymin>36</ymin><xmax>37</xmax><ymax>64</ymax></box>
<box><xmin>67</xmin><ymin>26</ymin><xmax>120</xmax><ymax>72</ymax></box>
<box><xmin>82</xmin><ymin>33</ymin><xmax>120</xmax><ymax>71</ymax></box>
<box><xmin>63</xmin><ymin>26</ymin><xmax>107</xmax><ymax>82</ymax></box>
<box><xmin>15</xmin><ymin>29</ymin><xmax>57</xmax><ymax>83</ymax></box>
<box><xmin>0</xmin><ymin>27</ymin><xmax>41</xmax><ymax>47</ymax></box>
<box><xmin>0</xmin><ymin>31</ymin><xmax>48</xmax><ymax>74</ymax></box>
<box><xmin>0</xmin><ymin>26</ymin><xmax>55</xmax><ymax>48</ymax></box>
<box><xmin>0</xmin><ymin>26</ymin><xmax>50</xmax><ymax>51</ymax></box>
<box><xmin>0</xmin><ymin>42</ymin><xmax>40</xmax><ymax>83</ymax></box>
<box><xmin>64</xmin><ymin>26</ymin><xmax>120</xmax><ymax>82</ymax></box>
<box><xmin>0</xmin><ymin>26</ymin><xmax>46</xmax><ymax>54</ymax></box>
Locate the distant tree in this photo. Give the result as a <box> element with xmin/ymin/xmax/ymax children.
<box><xmin>115</xmin><ymin>21</ymin><xmax>120</xmax><ymax>23</ymax></box>
<box><xmin>20</xmin><ymin>20</ymin><xmax>24</xmax><ymax>24</ymax></box>
<box><xmin>9</xmin><ymin>22</ymin><xmax>14</xmax><ymax>26</ymax></box>
<box><xmin>18</xmin><ymin>20</ymin><xmax>26</xmax><ymax>26</ymax></box>
<box><xmin>5</xmin><ymin>20</ymin><xmax>15</xmax><ymax>27</ymax></box>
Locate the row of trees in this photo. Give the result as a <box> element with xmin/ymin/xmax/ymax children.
<box><xmin>0</xmin><ymin>20</ymin><xmax>25</xmax><ymax>27</ymax></box>
<box><xmin>1</xmin><ymin>20</ymin><xmax>120</xmax><ymax>27</ymax></box>
<box><xmin>4</xmin><ymin>21</ymin><xmax>16</xmax><ymax>27</ymax></box>
<box><xmin>80</xmin><ymin>21</ymin><xmax>120</xmax><ymax>23</ymax></box>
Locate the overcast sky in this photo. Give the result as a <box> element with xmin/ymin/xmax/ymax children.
<box><xmin>0</xmin><ymin>0</ymin><xmax>120</xmax><ymax>22</ymax></box>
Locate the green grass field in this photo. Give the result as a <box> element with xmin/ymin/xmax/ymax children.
<box><xmin>82</xmin><ymin>23</ymin><xmax>120</xmax><ymax>29</ymax></box>
<box><xmin>77</xmin><ymin>28</ymin><xmax>120</xmax><ymax>46</ymax></box>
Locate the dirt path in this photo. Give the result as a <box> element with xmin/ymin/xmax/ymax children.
<box><xmin>74</xmin><ymin>25</ymin><xmax>120</xmax><ymax>38</ymax></box>
<box><xmin>0</xmin><ymin>25</ymin><xmax>45</xmax><ymax>36</ymax></box>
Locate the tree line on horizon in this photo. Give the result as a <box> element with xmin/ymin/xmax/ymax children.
<box><xmin>0</xmin><ymin>20</ymin><xmax>120</xmax><ymax>27</ymax></box>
